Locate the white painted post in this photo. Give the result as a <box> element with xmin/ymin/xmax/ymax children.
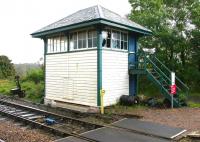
<box><xmin>171</xmin><ymin>72</ymin><xmax>175</xmax><ymax>108</ymax></box>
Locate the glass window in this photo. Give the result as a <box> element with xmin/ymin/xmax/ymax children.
<box><xmin>60</xmin><ymin>36</ymin><xmax>67</xmax><ymax>52</ymax></box>
<box><xmin>56</xmin><ymin>37</ymin><xmax>60</xmax><ymax>52</ymax></box>
<box><xmin>102</xmin><ymin>29</ymin><xmax>111</xmax><ymax>48</ymax></box>
<box><xmin>103</xmin><ymin>29</ymin><xmax>128</xmax><ymax>51</ymax></box>
<box><xmin>70</xmin><ymin>33</ymin><xmax>77</xmax><ymax>50</ymax></box>
<box><xmin>121</xmin><ymin>32</ymin><xmax>128</xmax><ymax>50</ymax></box>
<box><xmin>47</xmin><ymin>38</ymin><xmax>53</xmax><ymax>53</ymax></box>
<box><xmin>78</xmin><ymin>31</ymin><xmax>87</xmax><ymax>49</ymax></box>
<box><xmin>47</xmin><ymin>35</ymin><xmax>67</xmax><ymax>53</ymax></box>
<box><xmin>88</xmin><ymin>30</ymin><xmax>97</xmax><ymax>48</ymax></box>
<box><xmin>112</xmin><ymin>30</ymin><xmax>120</xmax><ymax>49</ymax></box>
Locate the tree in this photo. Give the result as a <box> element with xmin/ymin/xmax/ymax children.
<box><xmin>128</xmin><ymin>0</ymin><xmax>200</xmax><ymax>91</ymax></box>
<box><xmin>0</xmin><ymin>55</ymin><xmax>15</xmax><ymax>79</ymax></box>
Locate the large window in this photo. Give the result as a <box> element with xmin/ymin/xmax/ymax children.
<box><xmin>121</xmin><ymin>32</ymin><xmax>128</xmax><ymax>50</ymax></box>
<box><xmin>102</xmin><ymin>28</ymin><xmax>128</xmax><ymax>50</ymax></box>
<box><xmin>78</xmin><ymin>31</ymin><xmax>87</xmax><ymax>49</ymax></box>
<box><xmin>47</xmin><ymin>35</ymin><xmax>67</xmax><ymax>53</ymax></box>
<box><xmin>102</xmin><ymin>29</ymin><xmax>111</xmax><ymax>48</ymax></box>
<box><xmin>69</xmin><ymin>32</ymin><xmax>77</xmax><ymax>50</ymax></box>
<box><xmin>70</xmin><ymin>30</ymin><xmax>97</xmax><ymax>50</ymax></box>
<box><xmin>46</xmin><ymin>28</ymin><xmax>128</xmax><ymax>53</ymax></box>
<box><xmin>88</xmin><ymin>30</ymin><xmax>97</xmax><ymax>48</ymax></box>
<box><xmin>112</xmin><ymin>30</ymin><xmax>120</xmax><ymax>49</ymax></box>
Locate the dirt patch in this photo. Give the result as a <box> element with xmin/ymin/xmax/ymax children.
<box><xmin>0</xmin><ymin>119</ymin><xmax>55</xmax><ymax>142</ymax></box>
<box><xmin>128</xmin><ymin>108</ymin><xmax>200</xmax><ymax>132</ymax></box>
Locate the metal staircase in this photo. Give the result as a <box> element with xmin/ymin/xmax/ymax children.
<box><xmin>129</xmin><ymin>50</ymin><xmax>189</xmax><ymax>107</ymax></box>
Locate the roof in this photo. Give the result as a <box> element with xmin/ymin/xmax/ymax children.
<box><xmin>31</xmin><ymin>5</ymin><xmax>152</xmax><ymax>37</ymax></box>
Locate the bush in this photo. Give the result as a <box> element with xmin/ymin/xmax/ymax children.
<box><xmin>22</xmin><ymin>81</ymin><xmax>44</xmax><ymax>103</ymax></box>
<box><xmin>24</xmin><ymin>68</ymin><xmax>44</xmax><ymax>84</ymax></box>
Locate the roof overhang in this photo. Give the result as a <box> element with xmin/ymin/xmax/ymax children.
<box><xmin>31</xmin><ymin>18</ymin><xmax>152</xmax><ymax>38</ymax></box>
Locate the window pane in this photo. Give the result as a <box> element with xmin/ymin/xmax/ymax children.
<box><xmin>70</xmin><ymin>33</ymin><xmax>77</xmax><ymax>50</ymax></box>
<box><xmin>124</xmin><ymin>33</ymin><xmax>128</xmax><ymax>41</ymax></box>
<box><xmin>78</xmin><ymin>32</ymin><xmax>83</xmax><ymax>39</ymax></box>
<box><xmin>121</xmin><ymin>41</ymin><xmax>124</xmax><ymax>49</ymax></box>
<box><xmin>88</xmin><ymin>39</ymin><xmax>92</xmax><ymax>48</ymax></box>
<box><xmin>83</xmin><ymin>40</ymin><xmax>86</xmax><ymax>48</ymax></box>
<box><xmin>60</xmin><ymin>36</ymin><xmax>65</xmax><ymax>52</ymax></box>
<box><xmin>74</xmin><ymin>33</ymin><xmax>77</xmax><ymax>40</ymax></box>
<box><xmin>117</xmin><ymin>32</ymin><xmax>120</xmax><ymax>39</ymax></box>
<box><xmin>93</xmin><ymin>31</ymin><xmax>97</xmax><ymax>38</ymax></box>
<box><xmin>53</xmin><ymin>38</ymin><xmax>57</xmax><ymax>52</ymax></box>
<box><xmin>117</xmin><ymin>40</ymin><xmax>120</xmax><ymax>49</ymax></box>
<box><xmin>124</xmin><ymin>42</ymin><xmax>128</xmax><ymax>50</ymax></box>
<box><xmin>107</xmin><ymin>38</ymin><xmax>111</xmax><ymax>48</ymax></box>
<box><xmin>93</xmin><ymin>37</ymin><xmax>97</xmax><ymax>47</ymax></box>
<box><xmin>112</xmin><ymin>40</ymin><xmax>116</xmax><ymax>48</ymax></box>
<box><xmin>88</xmin><ymin>31</ymin><xmax>93</xmax><ymax>38</ymax></box>
<box><xmin>64</xmin><ymin>37</ymin><xmax>68</xmax><ymax>51</ymax></box>
<box><xmin>74</xmin><ymin>41</ymin><xmax>77</xmax><ymax>49</ymax></box>
<box><xmin>78</xmin><ymin>40</ymin><xmax>82</xmax><ymax>49</ymax></box>
<box><xmin>57</xmin><ymin>38</ymin><xmax>60</xmax><ymax>52</ymax></box>
<box><xmin>121</xmin><ymin>33</ymin><xmax>124</xmax><ymax>41</ymax></box>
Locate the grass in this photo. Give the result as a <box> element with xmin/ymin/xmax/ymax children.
<box><xmin>188</xmin><ymin>101</ymin><xmax>200</xmax><ymax>108</ymax></box>
<box><xmin>0</xmin><ymin>80</ymin><xmax>15</xmax><ymax>95</ymax></box>
<box><xmin>0</xmin><ymin>79</ymin><xmax>44</xmax><ymax>103</ymax></box>
<box><xmin>105</xmin><ymin>103</ymin><xmax>147</xmax><ymax>115</ymax></box>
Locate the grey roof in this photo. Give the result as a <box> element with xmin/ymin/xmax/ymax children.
<box><xmin>32</xmin><ymin>5</ymin><xmax>151</xmax><ymax>37</ymax></box>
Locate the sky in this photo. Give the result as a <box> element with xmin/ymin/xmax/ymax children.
<box><xmin>0</xmin><ymin>0</ymin><xmax>131</xmax><ymax>64</ymax></box>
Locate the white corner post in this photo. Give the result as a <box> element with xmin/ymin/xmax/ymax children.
<box><xmin>171</xmin><ymin>72</ymin><xmax>175</xmax><ymax>109</ymax></box>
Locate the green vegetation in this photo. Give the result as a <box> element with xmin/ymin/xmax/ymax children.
<box><xmin>129</xmin><ymin>0</ymin><xmax>200</xmax><ymax>98</ymax></box>
<box><xmin>188</xmin><ymin>102</ymin><xmax>200</xmax><ymax>108</ymax></box>
<box><xmin>0</xmin><ymin>80</ymin><xmax>15</xmax><ymax>95</ymax></box>
<box><xmin>0</xmin><ymin>67</ymin><xmax>44</xmax><ymax>103</ymax></box>
<box><xmin>0</xmin><ymin>56</ymin><xmax>15</xmax><ymax>79</ymax></box>
<box><xmin>106</xmin><ymin>103</ymin><xmax>147</xmax><ymax>116</ymax></box>
<box><xmin>22</xmin><ymin>68</ymin><xmax>44</xmax><ymax>103</ymax></box>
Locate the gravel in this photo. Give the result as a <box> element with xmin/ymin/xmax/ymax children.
<box><xmin>0</xmin><ymin>119</ymin><xmax>55</xmax><ymax>142</ymax></box>
<box><xmin>131</xmin><ymin>108</ymin><xmax>200</xmax><ymax>132</ymax></box>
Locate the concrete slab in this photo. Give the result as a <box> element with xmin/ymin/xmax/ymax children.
<box><xmin>55</xmin><ymin>137</ymin><xmax>88</xmax><ymax>142</ymax></box>
<box><xmin>82</xmin><ymin>127</ymin><xmax>170</xmax><ymax>142</ymax></box>
<box><xmin>56</xmin><ymin>127</ymin><xmax>170</xmax><ymax>142</ymax></box>
<box><xmin>113</xmin><ymin>118</ymin><xmax>186</xmax><ymax>139</ymax></box>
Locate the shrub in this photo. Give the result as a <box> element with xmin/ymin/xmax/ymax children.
<box><xmin>21</xmin><ymin>81</ymin><xmax>44</xmax><ymax>103</ymax></box>
<box><xmin>24</xmin><ymin>68</ymin><xmax>44</xmax><ymax>84</ymax></box>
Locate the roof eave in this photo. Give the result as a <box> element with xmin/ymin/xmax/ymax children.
<box><xmin>99</xmin><ymin>19</ymin><xmax>152</xmax><ymax>36</ymax></box>
<box><xmin>31</xmin><ymin>19</ymin><xmax>101</xmax><ymax>38</ymax></box>
<box><xmin>31</xmin><ymin>18</ymin><xmax>152</xmax><ymax>38</ymax></box>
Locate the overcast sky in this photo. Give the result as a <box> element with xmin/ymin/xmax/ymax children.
<box><xmin>0</xmin><ymin>0</ymin><xmax>131</xmax><ymax>64</ymax></box>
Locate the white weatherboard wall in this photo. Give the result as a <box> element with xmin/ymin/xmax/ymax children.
<box><xmin>102</xmin><ymin>50</ymin><xmax>129</xmax><ymax>106</ymax></box>
<box><xmin>45</xmin><ymin>50</ymin><xmax>97</xmax><ymax>106</ymax></box>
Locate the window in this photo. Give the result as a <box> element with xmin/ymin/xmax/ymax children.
<box><xmin>88</xmin><ymin>30</ymin><xmax>97</xmax><ymax>48</ymax></box>
<box><xmin>78</xmin><ymin>31</ymin><xmax>87</xmax><ymax>49</ymax></box>
<box><xmin>121</xmin><ymin>33</ymin><xmax>128</xmax><ymax>50</ymax></box>
<box><xmin>47</xmin><ymin>35</ymin><xmax>68</xmax><ymax>53</ymax></box>
<box><xmin>112</xmin><ymin>30</ymin><xmax>120</xmax><ymax>49</ymax></box>
<box><xmin>70</xmin><ymin>33</ymin><xmax>77</xmax><ymax>50</ymax></box>
<box><xmin>70</xmin><ymin>30</ymin><xmax>97</xmax><ymax>50</ymax></box>
<box><xmin>60</xmin><ymin>36</ymin><xmax>67</xmax><ymax>52</ymax></box>
<box><xmin>47</xmin><ymin>38</ymin><xmax>53</xmax><ymax>53</ymax></box>
<box><xmin>102</xmin><ymin>28</ymin><xmax>128</xmax><ymax>51</ymax></box>
<box><xmin>102</xmin><ymin>29</ymin><xmax>111</xmax><ymax>48</ymax></box>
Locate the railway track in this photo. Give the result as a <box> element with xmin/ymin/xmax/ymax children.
<box><xmin>0</xmin><ymin>98</ymin><xmax>103</xmax><ymax>142</ymax></box>
<box><xmin>0</xmin><ymin>98</ymin><xmax>173</xmax><ymax>142</ymax></box>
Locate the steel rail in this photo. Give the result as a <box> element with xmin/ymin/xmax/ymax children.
<box><xmin>0</xmin><ymin>102</ymin><xmax>100</xmax><ymax>142</ymax></box>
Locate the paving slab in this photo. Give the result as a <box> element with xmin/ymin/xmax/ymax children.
<box><xmin>57</xmin><ymin>127</ymin><xmax>170</xmax><ymax>142</ymax></box>
<box><xmin>113</xmin><ymin>118</ymin><xmax>186</xmax><ymax>139</ymax></box>
<box><xmin>55</xmin><ymin>137</ymin><xmax>88</xmax><ymax>142</ymax></box>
